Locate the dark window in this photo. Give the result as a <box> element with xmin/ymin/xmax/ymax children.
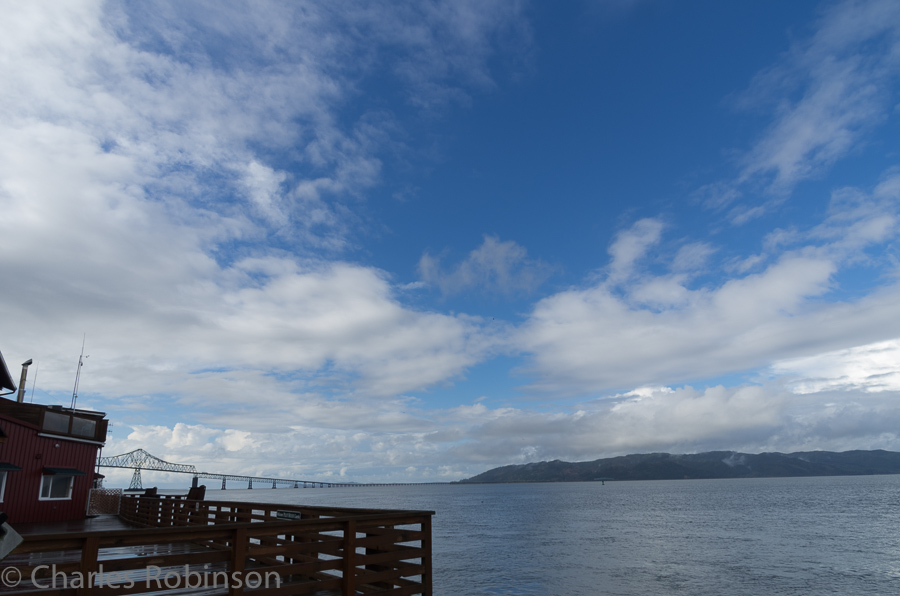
<box><xmin>71</xmin><ymin>417</ymin><xmax>96</xmax><ymax>437</ymax></box>
<box><xmin>40</xmin><ymin>475</ymin><xmax>74</xmax><ymax>500</ymax></box>
<box><xmin>42</xmin><ymin>411</ymin><xmax>70</xmax><ymax>434</ymax></box>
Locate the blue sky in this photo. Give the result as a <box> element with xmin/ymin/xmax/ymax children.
<box><xmin>3</xmin><ymin>0</ymin><xmax>900</xmax><ymax>485</ymax></box>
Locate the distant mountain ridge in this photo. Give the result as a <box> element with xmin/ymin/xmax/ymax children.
<box><xmin>460</xmin><ymin>450</ymin><xmax>900</xmax><ymax>483</ymax></box>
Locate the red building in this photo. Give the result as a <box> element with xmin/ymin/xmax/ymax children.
<box><xmin>0</xmin><ymin>354</ymin><xmax>108</xmax><ymax>524</ymax></box>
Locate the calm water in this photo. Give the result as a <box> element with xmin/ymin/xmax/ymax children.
<box><xmin>209</xmin><ymin>475</ymin><xmax>900</xmax><ymax>595</ymax></box>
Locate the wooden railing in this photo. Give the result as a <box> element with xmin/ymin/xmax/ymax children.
<box><xmin>11</xmin><ymin>496</ymin><xmax>433</xmax><ymax>595</ymax></box>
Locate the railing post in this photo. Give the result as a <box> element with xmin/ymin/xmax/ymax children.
<box><xmin>229</xmin><ymin>526</ymin><xmax>247</xmax><ymax>596</ymax></box>
<box><xmin>78</xmin><ymin>536</ymin><xmax>99</xmax><ymax>596</ymax></box>
<box><xmin>342</xmin><ymin>519</ymin><xmax>356</xmax><ymax>596</ymax></box>
<box><xmin>422</xmin><ymin>515</ymin><xmax>433</xmax><ymax>596</ymax></box>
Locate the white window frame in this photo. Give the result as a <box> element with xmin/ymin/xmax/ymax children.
<box><xmin>0</xmin><ymin>471</ymin><xmax>6</xmax><ymax>503</ymax></box>
<box><xmin>39</xmin><ymin>474</ymin><xmax>75</xmax><ymax>501</ymax></box>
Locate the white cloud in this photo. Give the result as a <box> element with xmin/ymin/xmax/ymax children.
<box><xmin>0</xmin><ymin>0</ymin><xmax>536</xmax><ymax>485</ymax></box>
<box><xmin>96</xmin><ymin>374</ymin><xmax>900</xmax><ymax>485</ymax></box>
<box><xmin>518</xmin><ymin>190</ymin><xmax>900</xmax><ymax>394</ymax></box>
<box><xmin>606</xmin><ymin>218</ymin><xmax>664</xmax><ymax>283</ymax></box>
<box><xmin>671</xmin><ymin>242</ymin><xmax>716</xmax><ymax>273</ymax></box>
<box><xmin>241</xmin><ymin>161</ymin><xmax>288</xmax><ymax>227</ymax></box>
<box><xmin>0</xmin><ymin>1</ymin><xmax>525</xmax><ymax>406</ymax></box>
<box><xmin>604</xmin><ymin>385</ymin><xmax>783</xmax><ymax>448</ymax></box>
<box><xmin>737</xmin><ymin>0</ymin><xmax>900</xmax><ymax>192</ymax></box>
<box><xmin>693</xmin><ymin>0</ymin><xmax>900</xmax><ymax>225</ymax></box>
<box><xmin>771</xmin><ymin>339</ymin><xmax>900</xmax><ymax>394</ymax></box>
<box><xmin>419</xmin><ymin>235</ymin><xmax>553</xmax><ymax>296</ymax></box>
<box><xmin>0</xmin><ymin>256</ymin><xmax>496</xmax><ymax>407</ymax></box>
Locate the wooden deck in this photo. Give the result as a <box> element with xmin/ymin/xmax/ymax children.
<box><xmin>3</xmin><ymin>495</ymin><xmax>433</xmax><ymax>595</ymax></box>
<box><xmin>3</xmin><ymin>536</ymin><xmax>222</xmax><ymax>595</ymax></box>
<box><xmin>11</xmin><ymin>515</ymin><xmax>134</xmax><ymax>536</ymax></box>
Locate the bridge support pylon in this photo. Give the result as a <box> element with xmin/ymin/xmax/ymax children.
<box><xmin>129</xmin><ymin>468</ymin><xmax>143</xmax><ymax>490</ymax></box>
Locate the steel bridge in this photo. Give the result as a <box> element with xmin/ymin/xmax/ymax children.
<box><xmin>97</xmin><ymin>449</ymin><xmax>444</xmax><ymax>490</ymax></box>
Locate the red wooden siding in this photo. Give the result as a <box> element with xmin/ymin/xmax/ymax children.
<box><xmin>0</xmin><ymin>414</ymin><xmax>99</xmax><ymax>524</ymax></box>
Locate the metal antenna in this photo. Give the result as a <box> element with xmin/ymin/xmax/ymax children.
<box><xmin>70</xmin><ymin>335</ymin><xmax>87</xmax><ymax>409</ymax></box>
<box><xmin>29</xmin><ymin>360</ymin><xmax>38</xmax><ymax>403</ymax></box>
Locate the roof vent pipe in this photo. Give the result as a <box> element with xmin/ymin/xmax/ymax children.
<box><xmin>17</xmin><ymin>359</ymin><xmax>32</xmax><ymax>403</ymax></box>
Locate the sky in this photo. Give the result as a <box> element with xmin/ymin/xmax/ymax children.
<box><xmin>2</xmin><ymin>0</ymin><xmax>900</xmax><ymax>486</ymax></box>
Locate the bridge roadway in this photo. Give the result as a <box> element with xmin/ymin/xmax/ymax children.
<box><xmin>192</xmin><ymin>471</ymin><xmax>446</xmax><ymax>490</ymax></box>
<box><xmin>98</xmin><ymin>448</ymin><xmax>448</xmax><ymax>490</ymax></box>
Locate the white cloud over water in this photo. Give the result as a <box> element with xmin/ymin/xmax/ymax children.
<box><xmin>771</xmin><ymin>339</ymin><xmax>900</xmax><ymax>394</ymax></box>
<box><xmin>99</xmin><ymin>379</ymin><xmax>900</xmax><ymax>484</ymax></box>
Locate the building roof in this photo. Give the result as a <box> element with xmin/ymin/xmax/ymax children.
<box><xmin>0</xmin><ymin>349</ymin><xmax>15</xmax><ymax>393</ymax></box>
<box><xmin>0</xmin><ymin>399</ymin><xmax>108</xmax><ymax>444</ymax></box>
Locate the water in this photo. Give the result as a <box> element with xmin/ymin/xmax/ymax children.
<box><xmin>207</xmin><ymin>475</ymin><xmax>900</xmax><ymax>595</ymax></box>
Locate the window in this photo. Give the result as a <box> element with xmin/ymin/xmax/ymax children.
<box><xmin>40</xmin><ymin>475</ymin><xmax>74</xmax><ymax>500</ymax></box>
<box><xmin>71</xmin><ymin>417</ymin><xmax>96</xmax><ymax>437</ymax></box>
<box><xmin>0</xmin><ymin>464</ymin><xmax>21</xmax><ymax>503</ymax></box>
<box><xmin>42</xmin><ymin>411</ymin><xmax>70</xmax><ymax>434</ymax></box>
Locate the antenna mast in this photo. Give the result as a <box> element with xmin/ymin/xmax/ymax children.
<box><xmin>29</xmin><ymin>360</ymin><xmax>38</xmax><ymax>403</ymax></box>
<box><xmin>70</xmin><ymin>335</ymin><xmax>86</xmax><ymax>409</ymax></box>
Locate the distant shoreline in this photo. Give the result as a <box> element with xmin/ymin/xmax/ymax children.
<box><xmin>460</xmin><ymin>449</ymin><xmax>900</xmax><ymax>483</ymax></box>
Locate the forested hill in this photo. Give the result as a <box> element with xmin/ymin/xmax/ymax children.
<box><xmin>460</xmin><ymin>450</ymin><xmax>900</xmax><ymax>483</ymax></box>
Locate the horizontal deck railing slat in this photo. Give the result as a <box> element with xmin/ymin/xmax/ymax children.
<box><xmin>12</xmin><ymin>495</ymin><xmax>433</xmax><ymax>596</ymax></box>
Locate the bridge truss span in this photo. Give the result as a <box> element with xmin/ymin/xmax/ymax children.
<box><xmin>98</xmin><ymin>448</ymin><xmax>198</xmax><ymax>490</ymax></box>
<box><xmin>97</xmin><ymin>449</ymin><xmax>444</xmax><ymax>490</ymax></box>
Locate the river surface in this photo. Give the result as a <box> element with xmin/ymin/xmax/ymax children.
<box><xmin>208</xmin><ymin>475</ymin><xmax>900</xmax><ymax>595</ymax></box>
